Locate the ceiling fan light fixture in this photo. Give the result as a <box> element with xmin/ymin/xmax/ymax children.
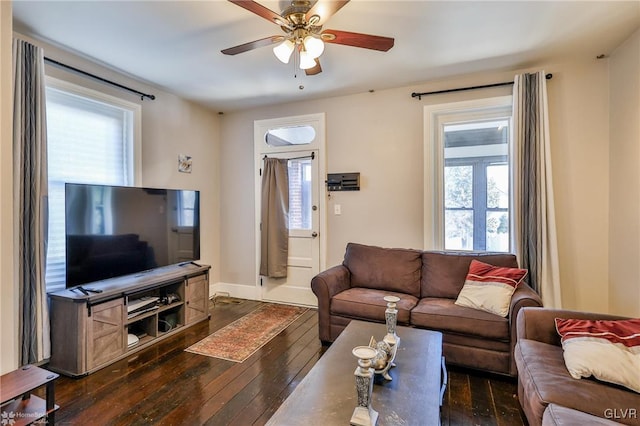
<box><xmin>303</xmin><ymin>35</ymin><xmax>324</xmax><ymax>59</ymax></box>
<box><xmin>299</xmin><ymin>50</ymin><xmax>316</xmax><ymax>70</ymax></box>
<box><xmin>273</xmin><ymin>39</ymin><xmax>295</xmax><ymax>63</ymax></box>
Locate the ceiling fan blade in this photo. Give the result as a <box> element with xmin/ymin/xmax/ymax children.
<box><xmin>221</xmin><ymin>35</ymin><xmax>284</xmax><ymax>55</ymax></box>
<box><xmin>306</xmin><ymin>0</ymin><xmax>350</xmax><ymax>26</ymax></box>
<box><xmin>305</xmin><ymin>58</ymin><xmax>322</xmax><ymax>76</ymax></box>
<box><xmin>322</xmin><ymin>29</ymin><xmax>394</xmax><ymax>52</ymax></box>
<box><xmin>227</xmin><ymin>0</ymin><xmax>287</xmax><ymax>27</ymax></box>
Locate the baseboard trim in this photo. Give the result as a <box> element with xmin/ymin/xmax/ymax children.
<box><xmin>209</xmin><ymin>282</ymin><xmax>318</xmax><ymax>308</ymax></box>
<box><xmin>210</xmin><ymin>281</ymin><xmax>260</xmax><ymax>301</ymax></box>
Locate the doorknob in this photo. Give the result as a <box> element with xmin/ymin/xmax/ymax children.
<box><xmin>311</xmin><ymin>232</ymin><xmax>318</xmax><ymax>238</ymax></box>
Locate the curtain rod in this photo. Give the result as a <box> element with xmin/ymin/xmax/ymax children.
<box><xmin>263</xmin><ymin>152</ymin><xmax>315</xmax><ymax>161</ymax></box>
<box><xmin>44</xmin><ymin>57</ymin><xmax>156</xmax><ymax>101</ymax></box>
<box><xmin>411</xmin><ymin>73</ymin><xmax>553</xmax><ymax>100</ymax></box>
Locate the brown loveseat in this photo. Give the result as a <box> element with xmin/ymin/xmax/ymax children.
<box><xmin>515</xmin><ymin>307</ymin><xmax>640</xmax><ymax>425</ymax></box>
<box><xmin>311</xmin><ymin>242</ymin><xmax>543</xmax><ymax>376</ymax></box>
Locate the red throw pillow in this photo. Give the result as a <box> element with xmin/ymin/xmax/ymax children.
<box><xmin>555</xmin><ymin>317</ymin><xmax>640</xmax><ymax>393</ymax></box>
<box><xmin>454</xmin><ymin>260</ymin><xmax>528</xmax><ymax>317</ymax></box>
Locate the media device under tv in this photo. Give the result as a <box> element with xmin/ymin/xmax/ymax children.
<box><xmin>65</xmin><ymin>183</ymin><xmax>200</xmax><ymax>288</ymax></box>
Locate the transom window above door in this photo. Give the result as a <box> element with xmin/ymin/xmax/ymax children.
<box><xmin>265</xmin><ymin>125</ymin><xmax>316</xmax><ymax>147</ymax></box>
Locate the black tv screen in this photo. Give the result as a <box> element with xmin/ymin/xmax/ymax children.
<box><xmin>65</xmin><ymin>183</ymin><xmax>200</xmax><ymax>287</ymax></box>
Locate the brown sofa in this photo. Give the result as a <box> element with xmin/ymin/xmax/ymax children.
<box><xmin>311</xmin><ymin>242</ymin><xmax>543</xmax><ymax>376</ymax></box>
<box><xmin>515</xmin><ymin>307</ymin><xmax>640</xmax><ymax>425</ymax></box>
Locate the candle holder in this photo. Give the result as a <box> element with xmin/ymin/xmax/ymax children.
<box><xmin>350</xmin><ymin>346</ymin><xmax>379</xmax><ymax>426</ymax></box>
<box><xmin>383</xmin><ymin>295</ymin><xmax>400</xmax><ymax>347</ymax></box>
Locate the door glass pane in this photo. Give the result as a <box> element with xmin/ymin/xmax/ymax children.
<box><xmin>445</xmin><ymin>210</ymin><xmax>473</xmax><ymax>250</ymax></box>
<box><xmin>288</xmin><ymin>158</ymin><xmax>312</xmax><ymax>230</ymax></box>
<box><xmin>487</xmin><ymin>164</ymin><xmax>509</xmax><ymax>208</ymax></box>
<box><xmin>486</xmin><ymin>211</ymin><xmax>509</xmax><ymax>251</ymax></box>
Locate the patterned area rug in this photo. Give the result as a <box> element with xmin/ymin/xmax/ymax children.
<box><xmin>185</xmin><ymin>303</ymin><xmax>308</xmax><ymax>362</ymax></box>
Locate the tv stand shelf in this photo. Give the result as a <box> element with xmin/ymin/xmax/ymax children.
<box><xmin>47</xmin><ymin>263</ymin><xmax>210</xmax><ymax>377</ymax></box>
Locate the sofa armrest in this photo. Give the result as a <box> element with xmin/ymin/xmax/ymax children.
<box><xmin>516</xmin><ymin>307</ymin><xmax>630</xmax><ymax>347</ymax></box>
<box><xmin>507</xmin><ymin>283</ymin><xmax>543</xmax><ymax>375</ymax></box>
<box><xmin>509</xmin><ymin>283</ymin><xmax>543</xmax><ymax>330</ymax></box>
<box><xmin>510</xmin><ymin>282</ymin><xmax>542</xmax><ymax>312</ymax></box>
<box><xmin>311</xmin><ymin>265</ymin><xmax>351</xmax><ymax>343</ymax></box>
<box><xmin>311</xmin><ymin>264</ymin><xmax>351</xmax><ymax>299</ymax></box>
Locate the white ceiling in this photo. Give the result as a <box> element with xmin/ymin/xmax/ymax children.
<box><xmin>12</xmin><ymin>1</ymin><xmax>640</xmax><ymax>112</ymax></box>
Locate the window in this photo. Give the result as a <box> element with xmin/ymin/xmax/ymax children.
<box><xmin>424</xmin><ymin>97</ymin><xmax>513</xmax><ymax>252</ymax></box>
<box><xmin>265</xmin><ymin>125</ymin><xmax>316</xmax><ymax>147</ymax></box>
<box><xmin>45</xmin><ymin>79</ymin><xmax>140</xmax><ymax>290</ymax></box>
<box><xmin>288</xmin><ymin>158</ymin><xmax>312</xmax><ymax>230</ymax></box>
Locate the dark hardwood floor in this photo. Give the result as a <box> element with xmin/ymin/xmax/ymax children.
<box><xmin>43</xmin><ymin>298</ymin><xmax>526</xmax><ymax>425</ymax></box>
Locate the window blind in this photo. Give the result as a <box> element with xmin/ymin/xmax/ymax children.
<box><xmin>45</xmin><ymin>87</ymin><xmax>134</xmax><ymax>290</ymax></box>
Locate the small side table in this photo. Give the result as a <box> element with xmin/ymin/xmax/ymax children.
<box><xmin>0</xmin><ymin>365</ymin><xmax>59</xmax><ymax>426</ymax></box>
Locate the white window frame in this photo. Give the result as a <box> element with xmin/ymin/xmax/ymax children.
<box><xmin>423</xmin><ymin>96</ymin><xmax>513</xmax><ymax>251</ymax></box>
<box><xmin>44</xmin><ymin>77</ymin><xmax>142</xmax><ymax>291</ymax></box>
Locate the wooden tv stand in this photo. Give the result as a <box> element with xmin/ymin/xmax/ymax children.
<box><xmin>47</xmin><ymin>263</ymin><xmax>210</xmax><ymax>377</ymax></box>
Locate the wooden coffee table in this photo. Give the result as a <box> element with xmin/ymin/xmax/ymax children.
<box><xmin>267</xmin><ymin>320</ymin><xmax>445</xmax><ymax>425</ymax></box>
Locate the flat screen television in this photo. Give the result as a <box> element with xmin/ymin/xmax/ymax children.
<box><xmin>65</xmin><ymin>183</ymin><xmax>200</xmax><ymax>288</ymax></box>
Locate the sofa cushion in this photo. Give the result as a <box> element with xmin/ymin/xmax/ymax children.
<box><xmin>515</xmin><ymin>339</ymin><xmax>640</xmax><ymax>426</ymax></box>
<box><xmin>555</xmin><ymin>317</ymin><xmax>640</xmax><ymax>393</ymax></box>
<box><xmin>455</xmin><ymin>260</ymin><xmax>528</xmax><ymax>317</ymax></box>
<box><xmin>331</xmin><ymin>288</ymin><xmax>418</xmax><ymax>324</ymax></box>
<box><xmin>421</xmin><ymin>251</ymin><xmax>519</xmax><ymax>299</ymax></box>
<box><xmin>410</xmin><ymin>297</ymin><xmax>509</xmax><ymax>341</ymax></box>
<box><xmin>542</xmin><ymin>404</ymin><xmax>624</xmax><ymax>426</ymax></box>
<box><xmin>343</xmin><ymin>243</ymin><xmax>422</xmax><ymax>297</ymax></box>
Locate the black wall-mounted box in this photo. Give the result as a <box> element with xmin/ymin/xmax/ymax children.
<box><xmin>327</xmin><ymin>173</ymin><xmax>360</xmax><ymax>191</ymax></box>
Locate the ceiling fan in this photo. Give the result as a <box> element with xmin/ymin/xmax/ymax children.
<box><xmin>221</xmin><ymin>0</ymin><xmax>394</xmax><ymax>75</ymax></box>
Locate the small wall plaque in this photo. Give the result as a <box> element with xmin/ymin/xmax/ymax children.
<box><xmin>178</xmin><ymin>154</ymin><xmax>192</xmax><ymax>173</ymax></box>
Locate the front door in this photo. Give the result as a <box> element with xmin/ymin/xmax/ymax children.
<box><xmin>254</xmin><ymin>114</ymin><xmax>326</xmax><ymax>307</ymax></box>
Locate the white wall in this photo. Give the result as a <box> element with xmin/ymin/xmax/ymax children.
<box><xmin>219</xmin><ymin>58</ymin><xmax>617</xmax><ymax>314</ymax></box>
<box><xmin>547</xmin><ymin>60</ymin><xmax>611</xmax><ymax>312</ymax></box>
<box><xmin>140</xmin><ymin>81</ymin><xmax>221</xmax><ymax>287</ymax></box>
<box><xmin>1</xmin><ymin>0</ymin><xmax>17</xmax><ymax>375</ymax></box>
<box><xmin>609</xmin><ymin>28</ymin><xmax>640</xmax><ymax>317</ymax></box>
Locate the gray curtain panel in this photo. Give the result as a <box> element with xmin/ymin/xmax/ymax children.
<box><xmin>513</xmin><ymin>71</ymin><xmax>562</xmax><ymax>308</ymax></box>
<box><xmin>13</xmin><ymin>38</ymin><xmax>51</xmax><ymax>364</ymax></box>
<box><xmin>260</xmin><ymin>158</ymin><xmax>290</xmax><ymax>278</ymax></box>
<box><xmin>519</xmin><ymin>73</ymin><xmax>540</xmax><ymax>292</ymax></box>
